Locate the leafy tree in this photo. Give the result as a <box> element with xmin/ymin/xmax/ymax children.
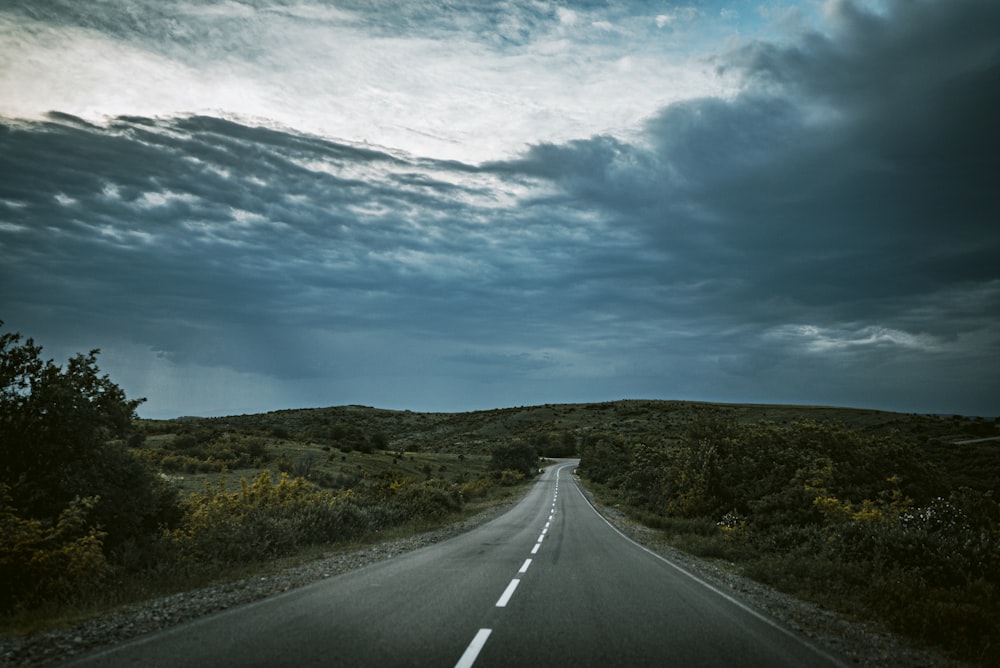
<box><xmin>578</xmin><ymin>433</ymin><xmax>632</xmax><ymax>486</ymax></box>
<box><xmin>489</xmin><ymin>440</ymin><xmax>538</xmax><ymax>477</ymax></box>
<box><xmin>534</xmin><ymin>431</ymin><xmax>578</xmax><ymax>458</ymax></box>
<box><xmin>0</xmin><ymin>323</ymin><xmax>178</xmax><ymax>556</ymax></box>
<box><xmin>370</xmin><ymin>431</ymin><xmax>389</xmax><ymax>450</ymax></box>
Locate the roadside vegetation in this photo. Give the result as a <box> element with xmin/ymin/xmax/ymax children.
<box><xmin>0</xmin><ymin>325</ymin><xmax>537</xmax><ymax>633</ymax></box>
<box><xmin>4</xmin><ymin>322</ymin><xmax>998</xmax><ymax>663</ymax></box>
<box><xmin>578</xmin><ymin>419</ymin><xmax>1000</xmax><ymax>665</ymax></box>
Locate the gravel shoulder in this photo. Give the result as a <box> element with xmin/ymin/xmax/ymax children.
<box><xmin>3</xmin><ymin>474</ymin><xmax>968</xmax><ymax>667</ymax></box>
<box><xmin>1</xmin><ymin>494</ymin><xmax>525</xmax><ymax>667</ymax></box>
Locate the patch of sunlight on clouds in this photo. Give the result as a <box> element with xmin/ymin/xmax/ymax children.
<box><xmin>767</xmin><ymin>324</ymin><xmax>942</xmax><ymax>353</ymax></box>
<box><xmin>656</xmin><ymin>8</ymin><xmax>701</xmax><ymax>29</ymax></box>
<box><xmin>229</xmin><ymin>208</ymin><xmax>269</xmax><ymax>226</ymax></box>
<box><xmin>372</xmin><ymin>248</ymin><xmax>492</xmax><ymax>281</ymax></box>
<box><xmin>1</xmin><ymin>3</ymin><xmax>737</xmax><ymax>164</ymax></box>
<box><xmin>137</xmin><ymin>190</ymin><xmax>200</xmax><ymax>209</ymax></box>
<box><xmin>557</xmin><ymin>8</ymin><xmax>579</xmax><ymax>27</ymax></box>
<box><xmin>92</xmin><ymin>224</ymin><xmax>155</xmax><ymax>246</ymax></box>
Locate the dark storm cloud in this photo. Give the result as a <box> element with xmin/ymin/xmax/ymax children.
<box><xmin>510</xmin><ymin>0</ymin><xmax>1000</xmax><ymax>317</ymax></box>
<box><xmin>482</xmin><ymin>0</ymin><xmax>1000</xmax><ymax>412</ymax></box>
<box><xmin>0</xmin><ymin>112</ymin><xmax>613</xmax><ymax>382</ymax></box>
<box><xmin>2</xmin><ymin>0</ymin><xmax>997</xmax><ymax>416</ymax></box>
<box><xmin>712</xmin><ymin>1</ymin><xmax>1000</xmax><ymax>321</ymax></box>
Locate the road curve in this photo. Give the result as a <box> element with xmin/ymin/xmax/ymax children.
<box><xmin>64</xmin><ymin>461</ymin><xmax>848</xmax><ymax>667</ymax></box>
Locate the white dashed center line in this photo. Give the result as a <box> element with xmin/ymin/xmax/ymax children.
<box><xmin>456</xmin><ymin>464</ymin><xmax>574</xmax><ymax>667</ymax></box>
<box><xmin>455</xmin><ymin>628</ymin><xmax>492</xmax><ymax>668</ymax></box>
<box><xmin>496</xmin><ymin>579</ymin><xmax>520</xmax><ymax>607</ymax></box>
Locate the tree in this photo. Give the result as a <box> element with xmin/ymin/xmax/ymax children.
<box><xmin>0</xmin><ymin>323</ymin><xmax>178</xmax><ymax>554</ymax></box>
<box><xmin>370</xmin><ymin>431</ymin><xmax>389</xmax><ymax>451</ymax></box>
<box><xmin>489</xmin><ymin>440</ymin><xmax>538</xmax><ymax>477</ymax></box>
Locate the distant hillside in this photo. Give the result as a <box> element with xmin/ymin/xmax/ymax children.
<box><xmin>143</xmin><ymin>400</ymin><xmax>999</xmax><ymax>454</ymax></box>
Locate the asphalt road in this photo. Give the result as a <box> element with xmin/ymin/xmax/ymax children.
<box><xmin>65</xmin><ymin>461</ymin><xmax>847</xmax><ymax>667</ymax></box>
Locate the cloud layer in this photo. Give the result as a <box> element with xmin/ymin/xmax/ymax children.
<box><xmin>0</xmin><ymin>0</ymin><xmax>742</xmax><ymax>161</ymax></box>
<box><xmin>1</xmin><ymin>0</ymin><xmax>998</xmax><ymax>417</ymax></box>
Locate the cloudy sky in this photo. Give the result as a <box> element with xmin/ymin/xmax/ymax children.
<box><xmin>1</xmin><ymin>0</ymin><xmax>998</xmax><ymax>419</ymax></box>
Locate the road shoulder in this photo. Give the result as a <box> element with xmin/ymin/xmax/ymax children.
<box><xmin>1</xmin><ymin>487</ymin><xmax>531</xmax><ymax>666</ymax></box>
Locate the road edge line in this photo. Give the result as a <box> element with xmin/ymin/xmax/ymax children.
<box><xmin>571</xmin><ymin>474</ymin><xmax>850</xmax><ymax>668</ymax></box>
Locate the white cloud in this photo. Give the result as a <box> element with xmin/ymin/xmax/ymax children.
<box><xmin>261</xmin><ymin>3</ymin><xmax>357</xmax><ymax>23</ymax></box>
<box><xmin>0</xmin><ymin>2</ymin><xmax>732</xmax><ymax>163</ymax></box>
<box><xmin>656</xmin><ymin>8</ymin><xmax>701</xmax><ymax>29</ymax></box>
<box><xmin>556</xmin><ymin>8</ymin><xmax>578</xmax><ymax>26</ymax></box>
<box><xmin>766</xmin><ymin>324</ymin><xmax>941</xmax><ymax>353</ymax></box>
<box><xmin>137</xmin><ymin>190</ymin><xmax>200</xmax><ymax>209</ymax></box>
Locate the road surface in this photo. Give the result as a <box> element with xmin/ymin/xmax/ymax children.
<box><xmin>65</xmin><ymin>461</ymin><xmax>847</xmax><ymax>667</ymax></box>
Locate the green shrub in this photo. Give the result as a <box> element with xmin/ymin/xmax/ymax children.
<box><xmin>173</xmin><ymin>472</ymin><xmax>362</xmax><ymax>564</ymax></box>
<box><xmin>157</xmin><ymin>434</ymin><xmax>269</xmax><ymax>472</ymax></box>
<box><xmin>459</xmin><ymin>477</ymin><xmax>494</xmax><ymax>500</ymax></box>
<box><xmin>489</xmin><ymin>441</ymin><xmax>537</xmax><ymax>477</ymax></box>
<box><xmin>579</xmin><ymin>418</ymin><xmax>1000</xmax><ymax>664</ymax></box>
<box><xmin>495</xmin><ymin>469</ymin><xmax>525</xmax><ymax>486</ymax></box>
<box><xmin>393</xmin><ymin>478</ymin><xmax>462</xmax><ymax>518</ymax></box>
<box><xmin>0</xmin><ymin>324</ymin><xmax>181</xmax><ymax>596</ymax></box>
<box><xmin>0</xmin><ymin>489</ymin><xmax>107</xmax><ymax>610</ymax></box>
<box><xmin>171</xmin><ymin>470</ymin><xmax>469</xmax><ymax>566</ymax></box>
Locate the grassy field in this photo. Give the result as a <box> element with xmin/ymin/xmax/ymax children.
<box><xmin>141</xmin><ymin>435</ymin><xmax>496</xmax><ymax>497</ymax></box>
